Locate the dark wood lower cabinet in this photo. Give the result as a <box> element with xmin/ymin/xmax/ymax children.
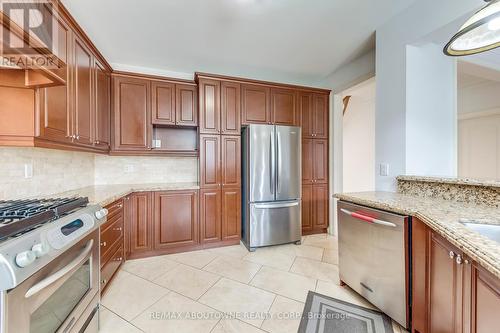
<box><xmin>302</xmin><ymin>184</ymin><xmax>328</xmax><ymax>234</ymax></box>
<box><xmin>200</xmin><ymin>188</ymin><xmax>222</xmax><ymax>243</ymax></box>
<box><xmin>127</xmin><ymin>192</ymin><xmax>153</xmax><ymax>256</ymax></box>
<box><xmin>153</xmin><ymin>190</ymin><xmax>199</xmax><ymax>250</ymax></box>
<box><xmin>301</xmin><ymin>185</ymin><xmax>313</xmax><ymax>232</ymax></box>
<box><xmin>412</xmin><ymin>218</ymin><xmax>500</xmax><ymax>333</ymax></box>
<box><xmin>222</xmin><ymin>187</ymin><xmax>241</xmax><ymax>241</ymax></box>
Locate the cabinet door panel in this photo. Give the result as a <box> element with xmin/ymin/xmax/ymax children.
<box><xmin>94</xmin><ymin>59</ymin><xmax>110</xmax><ymax>149</ymax></box>
<box><xmin>200</xmin><ymin>135</ymin><xmax>221</xmax><ymax>188</ymax></box>
<box><xmin>302</xmin><ymin>139</ymin><xmax>313</xmax><ymax>184</ymax></box>
<box><xmin>429</xmin><ymin>233</ymin><xmax>461</xmax><ymax>333</ymax></box>
<box><xmin>312</xmin><ymin>184</ymin><xmax>328</xmax><ymax>229</ymax></box>
<box><xmin>299</xmin><ymin>92</ymin><xmax>313</xmax><ymax>138</ymax></box>
<box><xmin>271</xmin><ymin>88</ymin><xmax>296</xmax><ymax>126</ymax></box>
<box><xmin>128</xmin><ymin>192</ymin><xmax>152</xmax><ymax>253</ymax></box>
<box><xmin>222</xmin><ymin>187</ymin><xmax>241</xmax><ymax>241</ymax></box>
<box><xmin>200</xmin><ymin>189</ymin><xmax>222</xmax><ymax>243</ymax></box>
<box><xmin>221</xmin><ymin>81</ymin><xmax>241</xmax><ymax>135</ymax></box>
<box><xmin>472</xmin><ymin>265</ymin><xmax>500</xmax><ymax>333</ymax></box>
<box><xmin>241</xmin><ymin>84</ymin><xmax>270</xmax><ymax>125</ymax></box>
<box><xmin>313</xmin><ymin>139</ymin><xmax>328</xmax><ymax>183</ymax></box>
<box><xmin>301</xmin><ymin>185</ymin><xmax>313</xmax><ymax>232</ymax></box>
<box><xmin>176</xmin><ymin>84</ymin><xmax>197</xmax><ymax>126</ymax></box>
<box><xmin>154</xmin><ymin>191</ymin><xmax>198</xmax><ymax>249</ymax></box>
<box><xmin>113</xmin><ymin>76</ymin><xmax>151</xmax><ymax>150</ymax></box>
<box><xmin>38</xmin><ymin>15</ymin><xmax>71</xmax><ymax>143</ymax></box>
<box><xmin>222</xmin><ymin>135</ymin><xmax>241</xmax><ymax>187</ymax></box>
<box><xmin>199</xmin><ymin>79</ymin><xmax>220</xmax><ymax>134</ymax></box>
<box><xmin>313</xmin><ymin>93</ymin><xmax>328</xmax><ymax>138</ymax></box>
<box><xmin>74</xmin><ymin>37</ymin><xmax>93</xmax><ymax>145</ymax></box>
<box><xmin>151</xmin><ymin>81</ymin><xmax>175</xmax><ymax>125</ymax></box>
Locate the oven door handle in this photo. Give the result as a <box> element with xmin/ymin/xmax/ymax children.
<box><xmin>25</xmin><ymin>239</ymin><xmax>94</xmax><ymax>298</ymax></box>
<box><xmin>340</xmin><ymin>208</ymin><xmax>397</xmax><ymax>227</ymax></box>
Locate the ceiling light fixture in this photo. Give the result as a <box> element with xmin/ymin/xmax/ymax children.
<box><xmin>444</xmin><ymin>0</ymin><xmax>500</xmax><ymax>56</ymax></box>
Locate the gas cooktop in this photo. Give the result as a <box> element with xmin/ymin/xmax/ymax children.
<box><xmin>0</xmin><ymin>197</ymin><xmax>89</xmax><ymax>241</ymax></box>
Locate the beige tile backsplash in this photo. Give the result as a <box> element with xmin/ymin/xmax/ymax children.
<box><xmin>0</xmin><ymin>147</ymin><xmax>199</xmax><ymax>200</ymax></box>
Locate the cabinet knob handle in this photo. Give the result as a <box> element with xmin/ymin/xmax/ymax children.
<box><xmin>112</xmin><ymin>227</ymin><xmax>122</xmax><ymax>231</ymax></box>
<box><xmin>101</xmin><ymin>242</ymin><xmax>107</xmax><ymax>247</ymax></box>
<box><xmin>101</xmin><ymin>279</ymin><xmax>107</xmax><ymax>284</ymax></box>
<box><xmin>449</xmin><ymin>251</ymin><xmax>455</xmax><ymax>259</ymax></box>
<box><xmin>456</xmin><ymin>255</ymin><xmax>463</xmax><ymax>265</ymax></box>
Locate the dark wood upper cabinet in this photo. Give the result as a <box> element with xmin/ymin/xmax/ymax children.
<box><xmin>199</xmin><ymin>79</ymin><xmax>221</xmax><ymax>134</ymax></box>
<box><xmin>200</xmin><ymin>134</ymin><xmax>221</xmax><ymax>188</ymax></box>
<box><xmin>200</xmin><ymin>188</ymin><xmax>222</xmax><ymax>243</ymax></box>
<box><xmin>271</xmin><ymin>88</ymin><xmax>297</xmax><ymax>126</ymax></box>
<box><xmin>312</xmin><ymin>93</ymin><xmax>328</xmax><ymax>138</ymax></box>
<box><xmin>299</xmin><ymin>92</ymin><xmax>313</xmax><ymax>138</ymax></box>
<box><xmin>222</xmin><ymin>187</ymin><xmax>241</xmax><ymax>241</ymax></box>
<box><xmin>94</xmin><ymin>58</ymin><xmax>110</xmax><ymax>149</ymax></box>
<box><xmin>312</xmin><ymin>184</ymin><xmax>328</xmax><ymax>230</ymax></box>
<box><xmin>153</xmin><ymin>190</ymin><xmax>198</xmax><ymax>249</ymax></box>
<box><xmin>151</xmin><ymin>81</ymin><xmax>175</xmax><ymax>126</ymax></box>
<box><xmin>301</xmin><ymin>184</ymin><xmax>313</xmax><ymax>232</ymax></box>
<box><xmin>112</xmin><ymin>76</ymin><xmax>151</xmax><ymax>151</ymax></box>
<box><xmin>241</xmin><ymin>84</ymin><xmax>271</xmax><ymax>125</ymax></box>
<box><xmin>176</xmin><ymin>84</ymin><xmax>197</xmax><ymax>126</ymax></box>
<box><xmin>127</xmin><ymin>192</ymin><xmax>153</xmax><ymax>254</ymax></box>
<box><xmin>38</xmin><ymin>14</ymin><xmax>72</xmax><ymax>143</ymax></box>
<box><xmin>221</xmin><ymin>81</ymin><xmax>241</xmax><ymax>135</ymax></box>
<box><xmin>221</xmin><ymin>135</ymin><xmax>241</xmax><ymax>187</ymax></box>
<box><xmin>73</xmin><ymin>36</ymin><xmax>93</xmax><ymax>146</ymax></box>
<box><xmin>313</xmin><ymin>139</ymin><xmax>328</xmax><ymax>184</ymax></box>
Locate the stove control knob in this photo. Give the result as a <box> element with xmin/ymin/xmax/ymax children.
<box><xmin>95</xmin><ymin>208</ymin><xmax>109</xmax><ymax>220</ymax></box>
<box><xmin>32</xmin><ymin>243</ymin><xmax>49</xmax><ymax>258</ymax></box>
<box><xmin>15</xmin><ymin>250</ymin><xmax>36</xmax><ymax>268</ymax></box>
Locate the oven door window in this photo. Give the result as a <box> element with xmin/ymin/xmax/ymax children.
<box><xmin>30</xmin><ymin>259</ymin><xmax>91</xmax><ymax>333</ymax></box>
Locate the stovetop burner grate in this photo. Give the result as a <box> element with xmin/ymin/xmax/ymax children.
<box><xmin>0</xmin><ymin>197</ymin><xmax>89</xmax><ymax>241</ymax></box>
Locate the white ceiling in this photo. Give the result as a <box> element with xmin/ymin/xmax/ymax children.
<box><xmin>60</xmin><ymin>0</ymin><xmax>416</xmax><ymax>85</ymax></box>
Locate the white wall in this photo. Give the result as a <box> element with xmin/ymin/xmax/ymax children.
<box><xmin>342</xmin><ymin>79</ymin><xmax>376</xmax><ymax>192</ymax></box>
<box><xmin>405</xmin><ymin>43</ymin><xmax>457</xmax><ymax>177</ymax></box>
<box><xmin>375</xmin><ymin>0</ymin><xmax>483</xmax><ymax>190</ymax></box>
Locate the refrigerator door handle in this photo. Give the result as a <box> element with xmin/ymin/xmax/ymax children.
<box><xmin>269</xmin><ymin>130</ymin><xmax>275</xmax><ymax>195</ymax></box>
<box><xmin>254</xmin><ymin>202</ymin><xmax>299</xmax><ymax>209</ymax></box>
<box><xmin>277</xmin><ymin>131</ymin><xmax>281</xmax><ymax>194</ymax></box>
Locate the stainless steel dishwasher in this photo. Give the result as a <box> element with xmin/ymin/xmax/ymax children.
<box><xmin>338</xmin><ymin>201</ymin><xmax>410</xmax><ymax>329</ymax></box>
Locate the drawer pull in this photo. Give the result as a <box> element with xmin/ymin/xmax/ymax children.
<box><xmin>101</xmin><ymin>242</ymin><xmax>107</xmax><ymax>247</ymax></box>
<box><xmin>112</xmin><ymin>227</ymin><xmax>122</xmax><ymax>232</ymax></box>
<box><xmin>449</xmin><ymin>251</ymin><xmax>455</xmax><ymax>259</ymax></box>
<box><xmin>456</xmin><ymin>255</ymin><xmax>463</xmax><ymax>265</ymax></box>
<box><xmin>101</xmin><ymin>279</ymin><xmax>107</xmax><ymax>285</ymax></box>
<box><xmin>114</xmin><ymin>257</ymin><xmax>123</xmax><ymax>262</ymax></box>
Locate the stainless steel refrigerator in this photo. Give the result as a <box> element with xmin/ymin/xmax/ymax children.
<box><xmin>241</xmin><ymin>124</ymin><xmax>301</xmax><ymax>251</ymax></box>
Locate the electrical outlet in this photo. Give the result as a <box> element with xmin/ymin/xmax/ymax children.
<box><xmin>124</xmin><ymin>164</ymin><xmax>135</xmax><ymax>173</ymax></box>
<box><xmin>379</xmin><ymin>163</ymin><xmax>389</xmax><ymax>177</ymax></box>
<box><xmin>152</xmin><ymin>139</ymin><xmax>161</xmax><ymax>148</ymax></box>
<box><xmin>24</xmin><ymin>163</ymin><xmax>33</xmax><ymax>179</ymax></box>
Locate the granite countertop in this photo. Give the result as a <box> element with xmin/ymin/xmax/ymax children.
<box><xmin>335</xmin><ymin>191</ymin><xmax>500</xmax><ymax>279</ymax></box>
<box><xmin>397</xmin><ymin>175</ymin><xmax>500</xmax><ymax>189</ymax></box>
<box><xmin>52</xmin><ymin>182</ymin><xmax>200</xmax><ymax>207</ymax></box>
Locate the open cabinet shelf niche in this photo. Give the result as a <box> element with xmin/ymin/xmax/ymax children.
<box><xmin>152</xmin><ymin>126</ymin><xmax>198</xmax><ymax>156</ymax></box>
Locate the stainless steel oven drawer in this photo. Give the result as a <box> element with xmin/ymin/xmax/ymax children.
<box><xmin>338</xmin><ymin>201</ymin><xmax>409</xmax><ymax>328</ymax></box>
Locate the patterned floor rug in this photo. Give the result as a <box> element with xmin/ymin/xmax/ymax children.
<box><xmin>298</xmin><ymin>291</ymin><xmax>394</xmax><ymax>333</ymax></box>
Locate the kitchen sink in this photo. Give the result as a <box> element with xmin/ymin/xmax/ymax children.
<box><xmin>460</xmin><ymin>220</ymin><xmax>500</xmax><ymax>244</ymax></box>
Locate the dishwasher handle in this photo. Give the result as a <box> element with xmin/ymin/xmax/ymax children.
<box><xmin>340</xmin><ymin>208</ymin><xmax>397</xmax><ymax>228</ymax></box>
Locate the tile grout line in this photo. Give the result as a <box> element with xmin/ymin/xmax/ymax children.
<box><xmin>100</xmin><ymin>305</ymin><xmax>146</xmax><ymax>332</ymax></box>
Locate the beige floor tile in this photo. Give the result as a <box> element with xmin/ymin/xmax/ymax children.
<box><xmin>122</xmin><ymin>255</ymin><xmax>179</xmax><ymax>281</ymax></box>
<box><xmin>261</xmin><ymin>296</ymin><xmax>304</xmax><ymax>333</ymax></box>
<box><xmin>211</xmin><ymin>318</ymin><xmax>266</xmax><ymax>333</ymax></box>
<box><xmin>154</xmin><ymin>263</ymin><xmax>220</xmax><ymax>300</ymax></box>
<box><xmin>167</xmin><ymin>249</ymin><xmax>218</xmax><ymax>268</ymax></box>
<box><xmin>243</xmin><ymin>247</ymin><xmax>295</xmax><ymax>271</ymax></box>
<box><xmin>132</xmin><ymin>292</ymin><xmax>220</xmax><ymax>333</ymax></box>
<box><xmin>199</xmin><ymin>278</ymin><xmax>275</xmax><ymax>327</ymax></box>
<box><xmin>203</xmin><ymin>255</ymin><xmax>261</xmax><ymax>283</ymax></box>
<box><xmin>290</xmin><ymin>257</ymin><xmax>340</xmax><ymax>283</ymax></box>
<box><xmin>101</xmin><ymin>270</ymin><xmax>169</xmax><ymax>321</ymax></box>
<box><xmin>303</xmin><ymin>234</ymin><xmax>338</xmax><ymax>249</ymax></box>
<box><xmin>99</xmin><ymin>306</ymin><xmax>143</xmax><ymax>333</ymax></box>
<box><xmin>250</xmin><ymin>266</ymin><xmax>316</xmax><ymax>302</ymax></box>
<box><xmin>207</xmin><ymin>244</ymin><xmax>250</xmax><ymax>259</ymax></box>
<box><xmin>315</xmin><ymin>280</ymin><xmax>377</xmax><ymax>310</ymax></box>
<box><xmin>274</xmin><ymin>243</ymin><xmax>324</xmax><ymax>261</ymax></box>
<box><xmin>322</xmin><ymin>249</ymin><xmax>339</xmax><ymax>265</ymax></box>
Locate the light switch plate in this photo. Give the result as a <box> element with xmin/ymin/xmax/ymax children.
<box><xmin>379</xmin><ymin>163</ymin><xmax>389</xmax><ymax>176</ymax></box>
<box><xmin>24</xmin><ymin>163</ymin><xmax>33</xmax><ymax>179</ymax></box>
